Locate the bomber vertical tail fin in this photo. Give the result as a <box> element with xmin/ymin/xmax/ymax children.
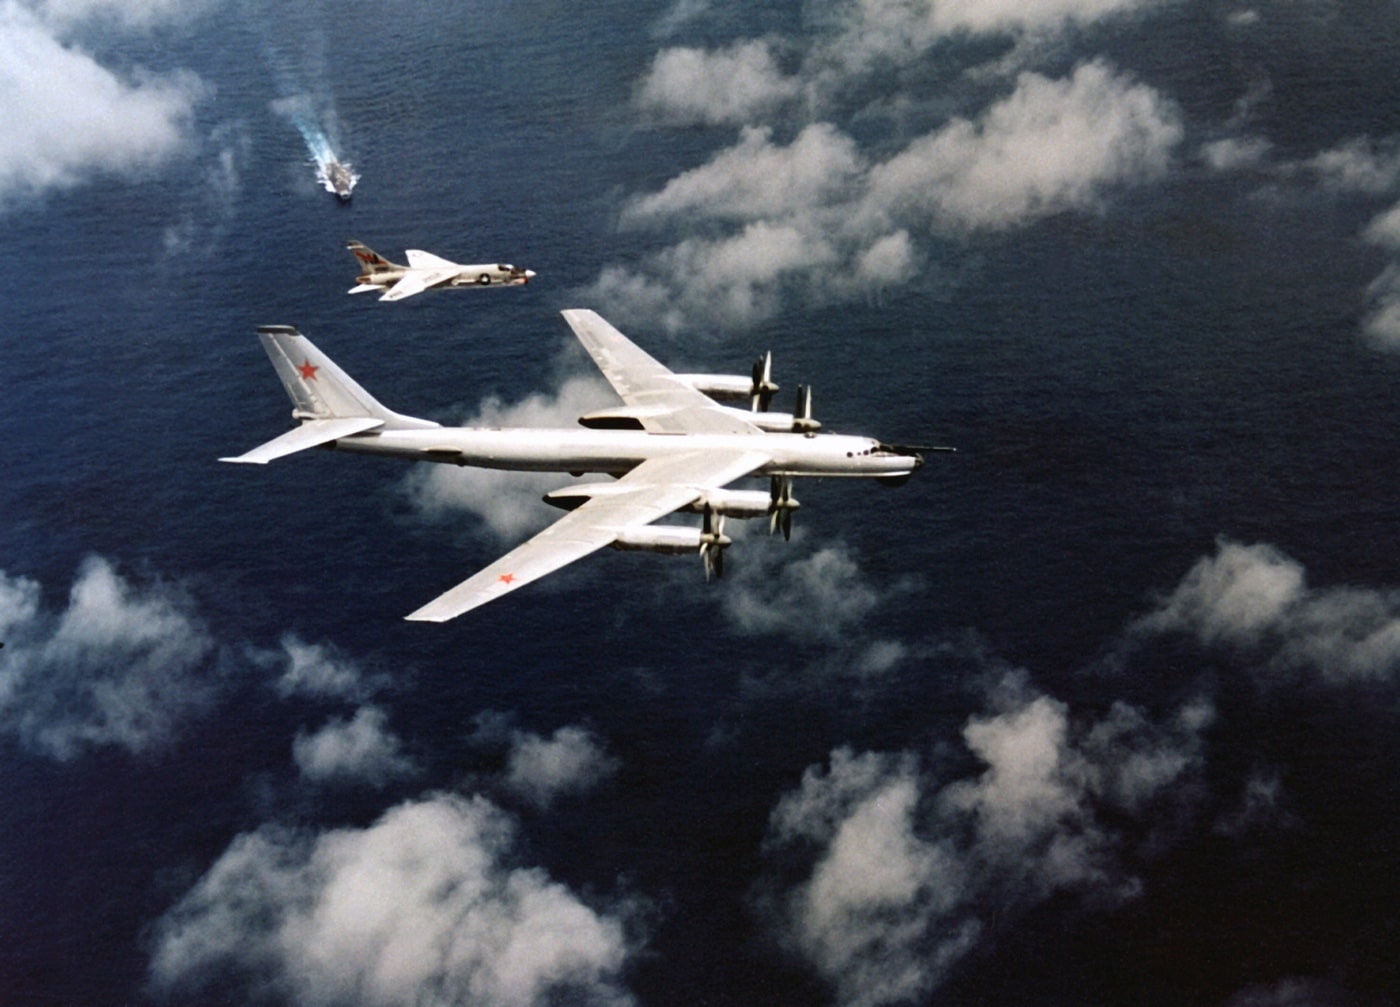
<box><xmin>220</xmin><ymin>325</ymin><xmax>437</xmax><ymax>465</ymax></box>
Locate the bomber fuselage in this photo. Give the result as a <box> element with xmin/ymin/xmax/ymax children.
<box><xmin>326</xmin><ymin>426</ymin><xmax>921</xmax><ymax>479</ymax></box>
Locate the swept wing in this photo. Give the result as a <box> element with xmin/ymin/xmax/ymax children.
<box><xmin>562</xmin><ymin>308</ymin><xmax>759</xmax><ymax>435</ymax></box>
<box><xmin>380</xmin><ymin>268</ymin><xmax>458</xmax><ymax>301</ymax></box>
<box><xmin>404</xmin><ymin>249</ymin><xmax>458</xmax><ymax>269</ymax></box>
<box><xmin>405</xmin><ymin>449</ymin><xmax>768</xmax><ymax>621</ymax></box>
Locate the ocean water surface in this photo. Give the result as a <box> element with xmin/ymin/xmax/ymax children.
<box><xmin>1</xmin><ymin>2</ymin><xmax>1398</xmax><ymax>1006</ymax></box>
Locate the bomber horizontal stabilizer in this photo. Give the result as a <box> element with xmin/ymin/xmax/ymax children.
<box><xmin>220</xmin><ymin>417</ymin><xmax>383</xmax><ymax>465</ymax></box>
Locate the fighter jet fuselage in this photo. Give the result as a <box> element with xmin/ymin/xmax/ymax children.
<box><xmin>347</xmin><ymin>240</ymin><xmax>534</xmax><ymax>301</ymax></box>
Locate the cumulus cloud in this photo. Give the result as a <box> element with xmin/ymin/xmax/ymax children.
<box><xmin>0</xmin><ymin>0</ymin><xmax>205</xmax><ymax>207</ymax></box>
<box><xmin>720</xmin><ymin>536</ymin><xmax>915</xmax><ymax>644</ymax></box>
<box><xmin>860</xmin><ymin>60</ymin><xmax>1182</xmax><ymax>230</ymax></box>
<box><xmin>1293</xmin><ymin>135</ymin><xmax>1400</xmax><ymax>351</ymax></box>
<box><xmin>763</xmin><ymin>674</ymin><xmax>1210</xmax><ymax>1007</ymax></box>
<box><xmin>1360</xmin><ymin>202</ymin><xmax>1400</xmax><ymax>350</ymax></box>
<box><xmin>1307</xmin><ymin>136</ymin><xmax>1400</xmax><ymax>195</ymax></box>
<box><xmin>791</xmin><ymin>0</ymin><xmax>1169</xmax><ymax>92</ymax></box>
<box><xmin>149</xmin><ymin>793</ymin><xmax>639</xmax><ymax>1007</ymax></box>
<box><xmin>270</xmin><ymin>633</ymin><xmax>381</xmax><ymax>702</ymax></box>
<box><xmin>28</xmin><ymin>0</ymin><xmax>212</xmax><ymax>31</ymax></box>
<box><xmin>0</xmin><ymin>556</ymin><xmax>221</xmax><ymax>760</ymax></box>
<box><xmin>400</xmin><ymin>374</ymin><xmax>614</xmax><ymax>542</ymax></box>
<box><xmin>1200</xmin><ymin>135</ymin><xmax>1273</xmax><ymax>172</ymax></box>
<box><xmin>625</xmin><ymin>123</ymin><xmax>864</xmax><ymax>224</ymax></box>
<box><xmin>601</xmin><ymin>59</ymin><xmax>1179</xmax><ymax>330</ymax></box>
<box><xmin>636</xmin><ymin>39</ymin><xmax>800</xmax><ymax>126</ymax></box>
<box><xmin>504</xmin><ymin>725</ymin><xmax>620</xmax><ymax>810</ymax></box>
<box><xmin>1132</xmin><ymin>539</ymin><xmax>1400</xmax><ymax>683</ymax></box>
<box><xmin>293</xmin><ymin>706</ymin><xmax>417</xmax><ymax>788</ymax></box>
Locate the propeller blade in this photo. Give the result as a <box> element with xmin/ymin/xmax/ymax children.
<box><xmin>701</xmin><ymin>506</ymin><xmax>728</xmax><ymax>580</ymax></box>
<box><xmin>767</xmin><ymin>476</ymin><xmax>798</xmax><ymax>539</ymax></box>
<box><xmin>751</xmin><ymin>351</ymin><xmax>776</xmax><ymax>412</ymax></box>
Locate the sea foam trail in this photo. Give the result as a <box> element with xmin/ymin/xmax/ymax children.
<box><xmin>273</xmin><ymin>94</ymin><xmax>357</xmax><ymax>196</ymax></box>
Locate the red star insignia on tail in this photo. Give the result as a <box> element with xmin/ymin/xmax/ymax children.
<box><xmin>298</xmin><ymin>360</ymin><xmax>318</xmax><ymax>380</ymax></box>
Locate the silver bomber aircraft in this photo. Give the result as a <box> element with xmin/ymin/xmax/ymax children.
<box><xmin>347</xmin><ymin>240</ymin><xmax>535</xmax><ymax>301</ymax></box>
<box><xmin>222</xmin><ymin>310</ymin><xmax>948</xmax><ymax>621</ymax></box>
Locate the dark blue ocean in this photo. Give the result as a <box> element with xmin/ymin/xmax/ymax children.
<box><xmin>2</xmin><ymin>3</ymin><xmax>1398</xmax><ymax>1006</ymax></box>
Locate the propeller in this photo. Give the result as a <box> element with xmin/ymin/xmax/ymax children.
<box><xmin>750</xmin><ymin>352</ymin><xmax>779</xmax><ymax>412</ymax></box>
<box><xmin>768</xmin><ymin>476</ymin><xmax>800</xmax><ymax>541</ymax></box>
<box><xmin>792</xmin><ymin>384</ymin><xmax>821</xmax><ymax>434</ymax></box>
<box><xmin>699</xmin><ymin>505</ymin><xmax>730</xmax><ymax>580</ymax></box>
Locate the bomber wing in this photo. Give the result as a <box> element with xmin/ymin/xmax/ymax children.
<box><xmin>404</xmin><ymin>448</ymin><xmax>768</xmax><ymax>621</ymax></box>
<box><xmin>380</xmin><ymin>268</ymin><xmax>457</xmax><ymax>301</ymax></box>
<box><xmin>561</xmin><ymin>309</ymin><xmax>759</xmax><ymax>435</ymax></box>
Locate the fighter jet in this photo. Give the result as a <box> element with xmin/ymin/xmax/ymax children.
<box><xmin>347</xmin><ymin>240</ymin><xmax>535</xmax><ymax>302</ymax></box>
<box><xmin>222</xmin><ymin>310</ymin><xmax>950</xmax><ymax>621</ymax></box>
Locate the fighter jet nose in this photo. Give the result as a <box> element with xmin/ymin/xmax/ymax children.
<box><xmin>525</xmin><ymin>269</ymin><xmax>537</xmax><ymax>279</ymax></box>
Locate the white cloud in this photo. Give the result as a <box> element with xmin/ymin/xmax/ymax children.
<box><xmin>720</xmin><ymin>536</ymin><xmax>918</xmax><ymax>646</ymax></box>
<box><xmin>806</xmin><ymin>0</ymin><xmax>1167</xmax><ymax>88</ymax></box>
<box><xmin>400</xmin><ymin>374</ymin><xmax>615</xmax><ymax>542</ymax></box>
<box><xmin>293</xmin><ymin>706</ymin><xmax>417</xmax><ymax>788</ymax></box>
<box><xmin>636</xmin><ymin>39</ymin><xmax>799</xmax><ymax>126</ymax></box>
<box><xmin>862</xmin><ymin>60</ymin><xmax>1182</xmax><ymax>231</ymax></box>
<box><xmin>1132</xmin><ymin>540</ymin><xmax>1400</xmax><ymax>683</ymax></box>
<box><xmin>625</xmin><ymin>123</ymin><xmax>864</xmax><ymax>224</ymax></box>
<box><xmin>271</xmin><ymin>633</ymin><xmax>380</xmax><ymax>702</ymax></box>
<box><xmin>603</xmin><ymin>59</ymin><xmax>1179</xmax><ymax>330</ymax></box>
<box><xmin>29</xmin><ymin>0</ymin><xmax>212</xmax><ymax>31</ymax></box>
<box><xmin>1307</xmin><ymin>136</ymin><xmax>1400</xmax><ymax>195</ymax></box>
<box><xmin>149</xmin><ymin>793</ymin><xmax>639</xmax><ymax>1007</ymax></box>
<box><xmin>504</xmin><ymin>725</ymin><xmax>620</xmax><ymax>810</ymax></box>
<box><xmin>0</xmin><ymin>0</ymin><xmax>205</xmax><ymax>207</ymax></box>
<box><xmin>1224</xmin><ymin>976</ymin><xmax>1355</xmax><ymax>1007</ymax></box>
<box><xmin>1201</xmin><ymin>135</ymin><xmax>1273</xmax><ymax>172</ymax></box>
<box><xmin>0</xmin><ymin>556</ymin><xmax>220</xmax><ymax>760</ymax></box>
<box><xmin>763</xmin><ymin>674</ymin><xmax>1209</xmax><ymax>1007</ymax></box>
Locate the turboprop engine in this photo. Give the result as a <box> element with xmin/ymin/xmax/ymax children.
<box><xmin>673</xmin><ymin>351</ymin><xmax>780</xmax><ymax>410</ymax></box>
<box><xmin>611</xmin><ymin>506</ymin><xmax>731</xmax><ymax>579</ymax></box>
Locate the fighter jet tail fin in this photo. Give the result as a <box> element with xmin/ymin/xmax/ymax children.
<box><xmin>346</xmin><ymin>239</ymin><xmax>402</xmax><ymax>275</ymax></box>
<box><xmin>222</xmin><ymin>325</ymin><xmax>438</xmax><ymax>464</ymax></box>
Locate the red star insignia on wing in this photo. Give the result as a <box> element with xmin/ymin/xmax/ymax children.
<box><xmin>298</xmin><ymin>360</ymin><xmax>318</xmax><ymax>380</ymax></box>
<box><xmin>498</xmin><ymin>573</ymin><xmax>516</xmax><ymax>585</ymax></box>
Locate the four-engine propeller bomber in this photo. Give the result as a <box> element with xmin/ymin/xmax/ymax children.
<box><xmin>222</xmin><ymin>310</ymin><xmax>950</xmax><ymax>621</ymax></box>
<box><xmin>347</xmin><ymin>240</ymin><xmax>535</xmax><ymax>301</ymax></box>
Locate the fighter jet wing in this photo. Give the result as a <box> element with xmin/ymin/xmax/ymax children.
<box><xmin>380</xmin><ymin>268</ymin><xmax>457</xmax><ymax>301</ymax></box>
<box><xmin>404</xmin><ymin>249</ymin><xmax>458</xmax><ymax>269</ymax></box>
<box><xmin>561</xmin><ymin>308</ymin><xmax>760</xmax><ymax>435</ymax></box>
<box><xmin>404</xmin><ymin>448</ymin><xmax>769</xmax><ymax>621</ymax></box>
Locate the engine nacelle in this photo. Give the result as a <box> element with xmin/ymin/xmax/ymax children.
<box><xmin>612</xmin><ymin>526</ymin><xmax>729</xmax><ymax>555</ymax></box>
<box><xmin>577</xmin><ymin>405</ymin><xmax>655</xmax><ymax>430</ymax></box>
<box><xmin>681</xmin><ymin>489</ymin><xmax>772</xmax><ymax>519</ymax></box>
<box><xmin>672</xmin><ymin>373</ymin><xmax>753</xmax><ymax>400</ymax></box>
